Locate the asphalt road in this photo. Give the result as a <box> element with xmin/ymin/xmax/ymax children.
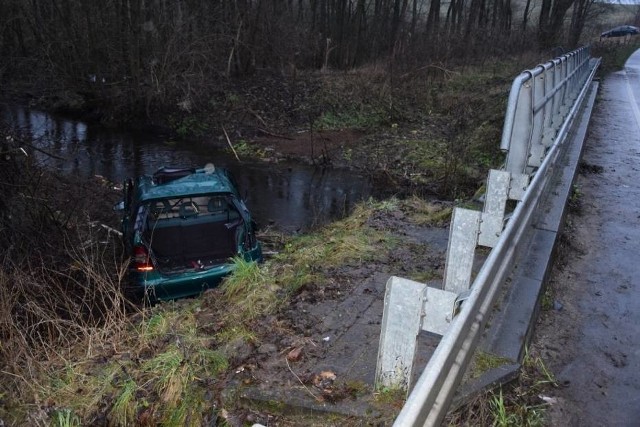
<box><xmin>533</xmin><ymin>49</ymin><xmax>640</xmax><ymax>426</ymax></box>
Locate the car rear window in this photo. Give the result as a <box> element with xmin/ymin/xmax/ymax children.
<box><xmin>147</xmin><ymin>195</ymin><xmax>238</xmax><ymax>221</ymax></box>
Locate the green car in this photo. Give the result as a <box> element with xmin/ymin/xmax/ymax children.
<box><xmin>117</xmin><ymin>164</ymin><xmax>262</xmax><ymax>300</ymax></box>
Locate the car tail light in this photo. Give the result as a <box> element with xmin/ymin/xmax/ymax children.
<box><xmin>133</xmin><ymin>245</ymin><xmax>154</xmax><ymax>272</ymax></box>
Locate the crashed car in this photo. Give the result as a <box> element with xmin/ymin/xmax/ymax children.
<box><xmin>116</xmin><ymin>164</ymin><xmax>262</xmax><ymax>300</ymax></box>
<box><xmin>600</xmin><ymin>25</ymin><xmax>640</xmax><ymax>38</ymax></box>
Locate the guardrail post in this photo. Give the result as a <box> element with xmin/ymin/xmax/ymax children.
<box><xmin>557</xmin><ymin>59</ymin><xmax>569</xmax><ymax>123</ymax></box>
<box><xmin>375</xmin><ymin>276</ymin><xmax>466</xmax><ymax>392</ymax></box>
<box><xmin>541</xmin><ymin>63</ymin><xmax>558</xmax><ymax>148</ymax></box>
<box><xmin>478</xmin><ymin>170</ymin><xmax>510</xmax><ymax>248</ymax></box>
<box><xmin>443</xmin><ymin>208</ymin><xmax>481</xmax><ymax>294</ymax></box>
<box><xmin>375</xmin><ymin>206</ymin><xmax>485</xmax><ymax>392</ymax></box>
<box><xmin>375</xmin><ymin>167</ymin><xmax>531</xmax><ymax>393</ymax></box>
<box><xmin>375</xmin><ymin>276</ymin><xmax>426</xmax><ymax>391</ymax></box>
<box><xmin>505</xmin><ymin>77</ymin><xmax>533</xmax><ymax>175</ymax></box>
<box><xmin>528</xmin><ymin>71</ymin><xmax>547</xmax><ymax>169</ymax></box>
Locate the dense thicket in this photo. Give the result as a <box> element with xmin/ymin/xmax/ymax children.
<box><xmin>0</xmin><ymin>0</ymin><xmax>628</xmax><ymax>121</ymax></box>
<box><xmin>0</xmin><ymin>130</ymin><xmax>131</xmax><ymax>379</ymax></box>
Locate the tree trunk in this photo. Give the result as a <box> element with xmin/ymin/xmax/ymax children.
<box><xmin>427</xmin><ymin>0</ymin><xmax>441</xmax><ymax>35</ymax></box>
<box><xmin>522</xmin><ymin>0</ymin><xmax>531</xmax><ymax>31</ymax></box>
<box><xmin>568</xmin><ymin>0</ymin><xmax>594</xmax><ymax>48</ymax></box>
<box><xmin>538</xmin><ymin>0</ymin><xmax>575</xmax><ymax>48</ymax></box>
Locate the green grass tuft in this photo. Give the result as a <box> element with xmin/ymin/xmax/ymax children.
<box><xmin>471</xmin><ymin>351</ymin><xmax>513</xmax><ymax>378</ymax></box>
<box><xmin>110</xmin><ymin>379</ymin><xmax>138</xmax><ymax>426</ymax></box>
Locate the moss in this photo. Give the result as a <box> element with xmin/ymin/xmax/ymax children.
<box><xmin>471</xmin><ymin>351</ymin><xmax>513</xmax><ymax>378</ymax></box>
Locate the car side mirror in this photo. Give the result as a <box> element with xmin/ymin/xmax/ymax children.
<box><xmin>113</xmin><ymin>201</ymin><xmax>125</xmax><ymax>212</ymax></box>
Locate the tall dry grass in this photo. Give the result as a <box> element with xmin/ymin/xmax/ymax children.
<box><xmin>0</xmin><ymin>229</ymin><xmax>137</xmax><ymax>400</ymax></box>
<box><xmin>0</xmin><ymin>129</ymin><xmax>139</xmax><ymax>418</ymax></box>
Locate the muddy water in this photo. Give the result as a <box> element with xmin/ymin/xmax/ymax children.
<box><xmin>536</xmin><ymin>50</ymin><xmax>640</xmax><ymax>426</ymax></box>
<box><xmin>1</xmin><ymin>105</ymin><xmax>380</xmax><ymax>232</ymax></box>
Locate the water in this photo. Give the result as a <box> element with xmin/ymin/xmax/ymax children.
<box><xmin>1</xmin><ymin>105</ymin><xmax>378</xmax><ymax>232</ymax></box>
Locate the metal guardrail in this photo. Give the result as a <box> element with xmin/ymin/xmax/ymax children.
<box><xmin>501</xmin><ymin>46</ymin><xmax>593</xmax><ymax>174</ymax></box>
<box><xmin>389</xmin><ymin>46</ymin><xmax>600</xmax><ymax>426</ymax></box>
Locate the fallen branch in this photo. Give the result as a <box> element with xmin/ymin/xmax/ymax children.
<box><xmin>400</xmin><ymin>63</ymin><xmax>458</xmax><ymax>80</ymax></box>
<box><xmin>222</xmin><ymin>126</ymin><xmax>241</xmax><ymax>162</ymax></box>
<box><xmin>100</xmin><ymin>223</ymin><xmax>123</xmax><ymax>237</ymax></box>
<box><xmin>285</xmin><ymin>357</ymin><xmax>321</xmax><ymax>402</ymax></box>
<box><xmin>247</xmin><ymin>109</ymin><xmax>268</xmax><ymax>128</ymax></box>
<box><xmin>23</xmin><ymin>142</ymin><xmax>66</xmax><ymax>160</ymax></box>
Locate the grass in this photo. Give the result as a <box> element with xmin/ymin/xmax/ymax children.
<box><xmin>490</xmin><ymin>389</ymin><xmax>519</xmax><ymax>427</ymax></box>
<box><xmin>373</xmin><ymin>386</ymin><xmax>407</xmax><ymax>409</ymax></box>
<box><xmin>568</xmin><ymin>184</ymin><xmax>584</xmax><ymax>214</ymax></box>
<box><xmin>43</xmin><ymin>361</ymin><xmax>119</xmax><ymax>419</ymax></box>
<box><xmin>488</xmin><ymin>386</ymin><xmax>547</xmax><ymax>427</ymax></box>
<box><xmin>110</xmin><ymin>379</ymin><xmax>138</xmax><ymax>426</ymax></box>
<box><xmin>540</xmin><ymin>286</ymin><xmax>555</xmax><ymax>311</ymax></box>
<box><xmin>280</xmin><ymin>198</ymin><xmax>394</xmax><ymax>270</ymax></box>
<box><xmin>143</xmin><ymin>347</ymin><xmax>187</xmax><ymax>405</ymax></box>
<box><xmin>522</xmin><ymin>347</ymin><xmax>558</xmax><ymax>388</ymax></box>
<box><xmin>593</xmin><ymin>40</ymin><xmax>640</xmax><ymax>74</ymax></box>
<box><xmin>448</xmin><ymin>347</ymin><xmax>558</xmax><ymax>426</ymax></box>
<box><xmin>228</xmin><ymin>139</ymin><xmax>271</xmax><ymax>159</ymax></box>
<box><xmin>214</xmin><ymin>324</ymin><xmax>257</xmax><ymax>344</ymax></box>
<box><xmin>51</xmin><ymin>408</ymin><xmax>81</xmax><ymax>427</ymax></box>
<box><xmin>34</xmin><ymin>299</ymin><xmax>232</xmax><ymax>426</ymax></box>
<box><xmin>220</xmin><ymin>256</ymin><xmax>278</xmax><ymax>321</ymax></box>
<box><xmin>471</xmin><ymin>351</ymin><xmax>514</xmax><ymax>379</ymax></box>
<box><xmin>170</xmin><ymin>114</ymin><xmax>210</xmax><ymax>138</ymax></box>
<box><xmin>141</xmin><ymin>312</ymin><xmax>171</xmax><ymax>338</ymax></box>
<box><xmin>315</xmin><ymin>61</ymin><xmax>511</xmax><ymax>197</ymax></box>
<box><xmin>404</xmin><ymin>196</ymin><xmax>453</xmax><ymax>226</ymax></box>
<box><xmin>315</xmin><ymin>109</ymin><xmax>386</xmax><ymax>130</ymax></box>
<box><xmin>214</xmin><ymin>198</ymin><xmax>395</xmax><ymax>342</ymax></box>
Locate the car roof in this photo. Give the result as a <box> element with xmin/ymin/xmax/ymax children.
<box><xmin>137</xmin><ymin>167</ymin><xmax>237</xmax><ymax>202</ymax></box>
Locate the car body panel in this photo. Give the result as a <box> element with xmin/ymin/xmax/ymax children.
<box><xmin>118</xmin><ymin>165</ymin><xmax>262</xmax><ymax>301</ymax></box>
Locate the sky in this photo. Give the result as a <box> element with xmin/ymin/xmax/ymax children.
<box><xmin>597</xmin><ymin>0</ymin><xmax>640</xmax><ymax>4</ymax></box>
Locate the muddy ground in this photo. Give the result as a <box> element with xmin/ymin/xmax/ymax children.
<box><xmin>196</xmin><ymin>199</ymin><xmax>452</xmax><ymax>425</ymax></box>
<box><xmin>192</xmin><ymin>132</ymin><xmax>452</xmax><ymax>422</ymax></box>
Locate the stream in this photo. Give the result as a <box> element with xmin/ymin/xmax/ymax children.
<box><xmin>1</xmin><ymin>105</ymin><xmax>382</xmax><ymax>233</ymax></box>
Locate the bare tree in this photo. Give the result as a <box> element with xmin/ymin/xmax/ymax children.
<box><xmin>538</xmin><ymin>0</ymin><xmax>576</xmax><ymax>48</ymax></box>
<box><xmin>568</xmin><ymin>0</ymin><xmax>598</xmax><ymax>48</ymax></box>
<box><xmin>0</xmin><ymin>0</ymin><xmax>606</xmax><ymax>122</ymax></box>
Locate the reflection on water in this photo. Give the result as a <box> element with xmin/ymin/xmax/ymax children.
<box><xmin>2</xmin><ymin>105</ymin><xmax>377</xmax><ymax>232</ymax></box>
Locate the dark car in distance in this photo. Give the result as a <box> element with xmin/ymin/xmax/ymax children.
<box><xmin>116</xmin><ymin>164</ymin><xmax>262</xmax><ymax>301</ymax></box>
<box><xmin>600</xmin><ymin>25</ymin><xmax>640</xmax><ymax>38</ymax></box>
